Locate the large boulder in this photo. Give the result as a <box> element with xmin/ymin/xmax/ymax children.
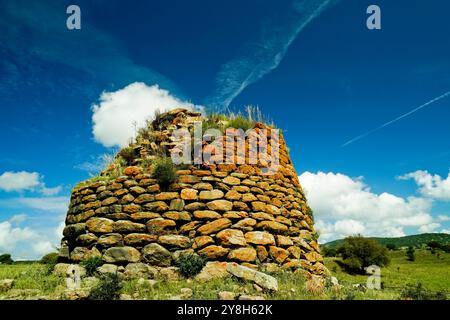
<box><xmin>226</xmin><ymin>263</ymin><xmax>278</xmax><ymax>291</ymax></box>
<box><xmin>142</xmin><ymin>243</ymin><xmax>172</xmax><ymax>267</ymax></box>
<box><xmin>103</xmin><ymin>246</ymin><xmax>141</xmax><ymax>264</ymax></box>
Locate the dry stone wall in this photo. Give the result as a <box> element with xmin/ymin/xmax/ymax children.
<box><xmin>60</xmin><ymin>109</ymin><xmax>327</xmax><ymax>278</ymax></box>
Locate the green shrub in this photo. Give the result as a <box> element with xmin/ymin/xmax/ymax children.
<box><xmin>225</xmin><ymin>115</ymin><xmax>254</xmax><ymax>131</ymax></box>
<box><xmin>400</xmin><ymin>282</ymin><xmax>447</xmax><ymax>300</ymax></box>
<box><xmin>40</xmin><ymin>252</ymin><xmax>59</xmax><ymax>265</ymax></box>
<box><xmin>175</xmin><ymin>254</ymin><xmax>206</xmax><ymax>278</ymax></box>
<box><xmin>152</xmin><ymin>157</ymin><xmax>177</xmax><ymax>189</ymax></box>
<box><xmin>337</xmin><ymin>235</ymin><xmax>390</xmax><ymax>274</ymax></box>
<box><xmin>0</xmin><ymin>253</ymin><xmax>13</xmax><ymax>264</ymax></box>
<box><xmin>406</xmin><ymin>246</ymin><xmax>415</xmax><ymax>261</ymax></box>
<box><xmin>322</xmin><ymin>247</ymin><xmax>337</xmax><ymax>257</ymax></box>
<box><xmin>386</xmin><ymin>243</ymin><xmax>397</xmax><ymax>251</ymax></box>
<box><xmin>81</xmin><ymin>256</ymin><xmax>103</xmax><ymax>276</ymax></box>
<box><xmin>88</xmin><ymin>273</ymin><xmax>121</xmax><ymax>300</ymax></box>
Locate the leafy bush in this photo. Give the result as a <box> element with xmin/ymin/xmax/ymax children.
<box><xmin>88</xmin><ymin>273</ymin><xmax>121</xmax><ymax>300</ymax></box>
<box><xmin>0</xmin><ymin>254</ymin><xmax>13</xmax><ymax>264</ymax></box>
<box><xmin>81</xmin><ymin>256</ymin><xmax>103</xmax><ymax>276</ymax></box>
<box><xmin>386</xmin><ymin>243</ymin><xmax>397</xmax><ymax>251</ymax></box>
<box><xmin>40</xmin><ymin>252</ymin><xmax>59</xmax><ymax>265</ymax></box>
<box><xmin>336</xmin><ymin>235</ymin><xmax>390</xmax><ymax>273</ymax></box>
<box><xmin>152</xmin><ymin>157</ymin><xmax>177</xmax><ymax>189</ymax></box>
<box><xmin>406</xmin><ymin>246</ymin><xmax>415</xmax><ymax>261</ymax></box>
<box><xmin>322</xmin><ymin>247</ymin><xmax>337</xmax><ymax>257</ymax></box>
<box><xmin>175</xmin><ymin>254</ymin><xmax>206</xmax><ymax>278</ymax></box>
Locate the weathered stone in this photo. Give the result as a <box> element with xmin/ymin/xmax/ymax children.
<box><xmin>207</xmin><ymin>200</ymin><xmax>233</xmax><ymax>211</ymax></box>
<box><xmin>142</xmin><ymin>243</ymin><xmax>172</xmax><ymax>267</ymax></box>
<box><xmin>180</xmin><ymin>188</ymin><xmax>198</xmax><ymax>200</ymax></box>
<box><xmin>198</xmin><ymin>245</ymin><xmax>229</xmax><ymax>259</ymax></box>
<box><xmin>120</xmin><ymin>194</ymin><xmax>135</xmax><ymax>204</ymax></box>
<box><xmin>147</xmin><ymin>218</ymin><xmax>176</xmax><ymax>233</ymax></box>
<box><xmin>193</xmin><ymin>236</ymin><xmax>215</xmax><ymax>249</ymax></box>
<box><xmin>134</xmin><ymin>194</ymin><xmax>155</xmax><ymax>204</ymax></box>
<box><xmin>172</xmin><ymin>249</ymin><xmax>195</xmax><ymax>261</ymax></box>
<box><xmin>193</xmin><ymin>210</ymin><xmax>221</xmax><ymax>220</ymax></box>
<box><xmin>113</xmin><ymin>220</ymin><xmax>146</xmax><ymax>233</ymax></box>
<box><xmin>71</xmin><ymin>247</ymin><xmax>100</xmax><ymax>262</ymax></box>
<box><xmin>169</xmin><ymin>199</ymin><xmax>185</xmax><ymax>211</ymax></box>
<box><xmin>86</xmin><ymin>218</ymin><xmax>114</xmax><ymax>233</ymax></box>
<box><xmin>98</xmin><ymin>233</ymin><xmax>123</xmax><ymax>247</ymax></box>
<box><xmin>155</xmin><ymin>192</ymin><xmax>179</xmax><ymax>201</ymax></box>
<box><xmin>103</xmin><ymin>246</ymin><xmax>141</xmax><ymax>264</ymax></box>
<box><xmin>197</xmin><ymin>218</ymin><xmax>232</xmax><ymax>235</ymax></box>
<box><xmin>269</xmin><ymin>246</ymin><xmax>289</xmax><ymax>264</ymax></box>
<box><xmin>195</xmin><ymin>261</ymin><xmax>230</xmax><ymax>282</ymax></box>
<box><xmin>0</xmin><ymin>279</ymin><xmax>14</xmax><ymax>292</ymax></box>
<box><xmin>218</xmin><ymin>291</ymin><xmax>236</xmax><ymax>300</ymax></box>
<box><xmin>245</xmin><ymin>231</ymin><xmax>275</xmax><ymax>245</ymax></box>
<box><xmin>97</xmin><ymin>264</ymin><xmax>118</xmax><ymax>275</ymax></box>
<box><xmin>226</xmin><ymin>263</ymin><xmax>278</xmax><ymax>291</ymax></box>
<box><xmin>158</xmin><ymin>235</ymin><xmax>191</xmax><ymax>249</ymax></box>
<box><xmin>287</xmin><ymin>246</ymin><xmax>302</xmax><ymax>259</ymax></box>
<box><xmin>225</xmin><ymin>190</ymin><xmax>241</xmax><ymax>201</ymax></box>
<box><xmin>130</xmin><ymin>186</ymin><xmax>146</xmax><ymax>195</ymax></box>
<box><xmin>163</xmin><ymin>211</ymin><xmax>191</xmax><ymax>221</ymax></box>
<box><xmin>159</xmin><ymin>267</ymin><xmax>181</xmax><ymax>281</ymax></box>
<box><xmin>241</xmin><ymin>193</ymin><xmax>257</xmax><ymax>202</ymax></box>
<box><xmin>265</xmin><ymin>204</ymin><xmax>281</xmax><ymax>215</ymax></box>
<box><xmin>250</xmin><ymin>212</ymin><xmax>274</xmax><ymax>221</ymax></box>
<box><xmin>143</xmin><ymin>201</ymin><xmax>169</xmax><ymax>212</ymax></box>
<box><xmin>63</xmin><ymin>223</ymin><xmax>86</xmax><ymax>238</ymax></box>
<box><xmin>184</xmin><ymin>202</ymin><xmax>206</xmax><ymax>211</ymax></box>
<box><xmin>130</xmin><ymin>212</ymin><xmax>161</xmax><ymax>220</ymax></box>
<box><xmin>231</xmin><ymin>218</ymin><xmax>256</xmax><ymax>231</ymax></box>
<box><xmin>256</xmin><ymin>220</ymin><xmax>288</xmax><ymax>234</ymax></box>
<box><xmin>76</xmin><ymin>233</ymin><xmax>98</xmax><ymax>246</ymax></box>
<box><xmin>304</xmin><ymin>251</ymin><xmax>322</xmax><ymax>263</ymax></box>
<box><xmin>192</xmin><ymin>182</ymin><xmax>213</xmax><ymax>190</ymax></box>
<box><xmin>256</xmin><ymin>245</ymin><xmax>268</xmax><ymax>262</ymax></box>
<box><xmin>124</xmin><ymin>166</ymin><xmax>142</xmax><ymax>176</ymax></box>
<box><xmin>179</xmin><ymin>221</ymin><xmax>202</xmax><ymax>233</ymax></box>
<box><xmin>123</xmin><ymin>204</ymin><xmax>141</xmax><ymax>213</ymax></box>
<box><xmin>251</xmin><ymin>201</ymin><xmax>266</xmax><ymax>211</ymax></box>
<box><xmin>228</xmin><ymin>247</ymin><xmax>257</xmax><ymax>262</ymax></box>
<box><xmin>223</xmin><ymin>176</ymin><xmax>240</xmax><ymax>186</ymax></box>
<box><xmin>216</xmin><ymin>229</ymin><xmax>246</xmax><ymax>247</ymax></box>
<box><xmin>124</xmin><ymin>263</ymin><xmax>158</xmax><ymax>279</ymax></box>
<box><xmin>199</xmin><ymin>189</ymin><xmax>224</xmax><ymax>200</ymax></box>
<box><xmin>102</xmin><ymin>197</ymin><xmax>118</xmax><ymax>206</ymax></box>
<box><xmin>232</xmin><ymin>201</ymin><xmax>249</xmax><ymax>211</ymax></box>
<box><xmin>124</xmin><ymin>233</ymin><xmax>158</xmax><ymax>246</ymax></box>
<box><xmin>276</xmin><ymin>235</ymin><xmax>294</xmax><ymax>247</ymax></box>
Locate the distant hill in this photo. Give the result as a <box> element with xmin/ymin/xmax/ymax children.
<box><xmin>323</xmin><ymin>233</ymin><xmax>450</xmax><ymax>249</ymax></box>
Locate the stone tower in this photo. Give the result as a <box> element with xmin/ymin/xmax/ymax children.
<box><xmin>60</xmin><ymin>108</ymin><xmax>326</xmax><ymax>279</ymax></box>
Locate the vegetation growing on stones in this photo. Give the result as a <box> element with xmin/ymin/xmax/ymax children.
<box><xmin>152</xmin><ymin>156</ymin><xmax>178</xmax><ymax>189</ymax></box>
<box><xmin>81</xmin><ymin>256</ymin><xmax>104</xmax><ymax>276</ymax></box>
<box><xmin>175</xmin><ymin>254</ymin><xmax>206</xmax><ymax>278</ymax></box>
<box><xmin>88</xmin><ymin>273</ymin><xmax>121</xmax><ymax>300</ymax></box>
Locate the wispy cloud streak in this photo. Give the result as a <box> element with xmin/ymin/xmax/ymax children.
<box><xmin>342</xmin><ymin>91</ymin><xmax>450</xmax><ymax>147</ymax></box>
<box><xmin>205</xmin><ymin>0</ymin><xmax>337</xmax><ymax>111</ymax></box>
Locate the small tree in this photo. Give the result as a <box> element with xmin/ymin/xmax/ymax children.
<box><xmin>386</xmin><ymin>243</ymin><xmax>397</xmax><ymax>251</ymax></box>
<box><xmin>406</xmin><ymin>246</ymin><xmax>415</xmax><ymax>261</ymax></box>
<box><xmin>0</xmin><ymin>254</ymin><xmax>13</xmax><ymax>264</ymax></box>
<box><xmin>336</xmin><ymin>235</ymin><xmax>390</xmax><ymax>273</ymax></box>
<box><xmin>322</xmin><ymin>246</ymin><xmax>337</xmax><ymax>257</ymax></box>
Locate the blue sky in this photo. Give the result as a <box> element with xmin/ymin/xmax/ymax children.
<box><xmin>1</xmin><ymin>0</ymin><xmax>449</xmax><ymax>259</ymax></box>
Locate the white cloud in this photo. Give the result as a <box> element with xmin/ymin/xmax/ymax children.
<box><xmin>0</xmin><ymin>216</ymin><xmax>63</xmax><ymax>260</ymax></box>
<box><xmin>418</xmin><ymin>223</ymin><xmax>441</xmax><ymax>233</ymax></box>
<box><xmin>0</xmin><ymin>171</ymin><xmax>40</xmax><ymax>192</ymax></box>
<box><xmin>92</xmin><ymin>82</ymin><xmax>204</xmax><ymax>148</ymax></box>
<box><xmin>0</xmin><ymin>196</ymin><xmax>69</xmax><ymax>212</ymax></box>
<box><xmin>299</xmin><ymin>171</ymin><xmax>437</xmax><ymax>242</ymax></box>
<box><xmin>438</xmin><ymin>215</ymin><xmax>450</xmax><ymax>221</ymax></box>
<box><xmin>0</xmin><ymin>171</ymin><xmax>63</xmax><ymax>196</ymax></box>
<box><xmin>398</xmin><ymin>170</ymin><xmax>450</xmax><ymax>201</ymax></box>
<box><xmin>441</xmin><ymin>229</ymin><xmax>450</xmax><ymax>234</ymax></box>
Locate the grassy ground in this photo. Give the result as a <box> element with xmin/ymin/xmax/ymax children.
<box><xmin>0</xmin><ymin>249</ymin><xmax>449</xmax><ymax>300</ymax></box>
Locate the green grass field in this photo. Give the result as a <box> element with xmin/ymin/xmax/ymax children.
<box><xmin>0</xmin><ymin>249</ymin><xmax>449</xmax><ymax>300</ymax></box>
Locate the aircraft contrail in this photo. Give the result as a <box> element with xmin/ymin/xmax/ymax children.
<box><xmin>341</xmin><ymin>91</ymin><xmax>450</xmax><ymax>147</ymax></box>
